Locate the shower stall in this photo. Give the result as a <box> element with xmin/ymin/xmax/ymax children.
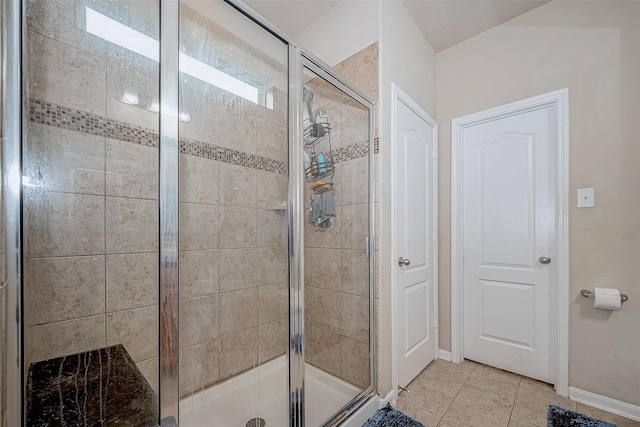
<box><xmin>1</xmin><ymin>0</ymin><xmax>375</xmax><ymax>426</ymax></box>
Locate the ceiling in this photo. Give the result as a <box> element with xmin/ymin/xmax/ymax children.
<box><xmin>244</xmin><ymin>0</ymin><xmax>550</xmax><ymax>52</ymax></box>
<box><xmin>403</xmin><ymin>1</ymin><xmax>550</xmax><ymax>52</ymax></box>
<box><xmin>244</xmin><ymin>0</ymin><xmax>341</xmax><ymax>38</ymax></box>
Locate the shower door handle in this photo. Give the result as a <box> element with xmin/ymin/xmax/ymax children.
<box><xmin>398</xmin><ymin>257</ymin><xmax>411</xmax><ymax>267</ymax></box>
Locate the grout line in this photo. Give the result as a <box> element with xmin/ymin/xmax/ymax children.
<box><xmin>436</xmin><ymin>361</ymin><xmax>477</xmax><ymax>426</ymax></box>
<box><xmin>103</xmin><ymin>130</ymin><xmax>108</xmax><ymax>349</ymax></box>
<box><xmin>508</xmin><ymin>376</ymin><xmax>522</xmax><ymax>426</ymax></box>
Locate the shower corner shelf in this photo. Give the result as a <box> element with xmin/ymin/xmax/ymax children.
<box><xmin>303</xmin><ymin>120</ymin><xmax>331</xmax><ymax>148</ymax></box>
<box><xmin>310</xmin><ymin>181</ymin><xmax>334</xmax><ymax>194</ymax></box>
<box><xmin>304</xmin><ymin>162</ymin><xmax>335</xmax><ymax>183</ymax></box>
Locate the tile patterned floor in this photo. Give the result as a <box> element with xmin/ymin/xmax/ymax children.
<box><xmin>395</xmin><ymin>359</ymin><xmax>640</xmax><ymax>427</ymax></box>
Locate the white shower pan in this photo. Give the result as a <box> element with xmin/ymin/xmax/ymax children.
<box><xmin>180</xmin><ymin>355</ymin><xmax>361</xmax><ymax>427</ymax></box>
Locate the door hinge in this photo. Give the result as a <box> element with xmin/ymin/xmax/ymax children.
<box><xmin>432</xmin><ymin>147</ymin><xmax>438</xmax><ymax>159</ymax></box>
<box><xmin>432</xmin><ymin>233</ymin><xmax>437</xmax><ymax>244</ymax></box>
<box><xmin>434</xmin><ymin>316</ymin><xmax>438</xmax><ymax>328</ymax></box>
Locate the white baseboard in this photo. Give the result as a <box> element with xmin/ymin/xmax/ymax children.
<box><xmin>438</xmin><ymin>349</ymin><xmax>452</xmax><ymax>361</ymax></box>
<box><xmin>569</xmin><ymin>387</ymin><xmax>640</xmax><ymax>422</ymax></box>
<box><xmin>381</xmin><ymin>389</ymin><xmax>397</xmax><ymax>407</ymax></box>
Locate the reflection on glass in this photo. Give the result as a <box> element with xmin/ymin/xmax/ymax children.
<box><xmin>23</xmin><ymin>0</ymin><xmax>160</xmax><ymax>424</ymax></box>
<box><xmin>85</xmin><ymin>5</ymin><xmax>266</xmax><ymax>107</ymax></box>
<box><xmin>303</xmin><ymin>67</ymin><xmax>371</xmax><ymax>426</ymax></box>
<box><xmin>177</xmin><ymin>1</ymin><xmax>288</xmax><ymax>426</ymax></box>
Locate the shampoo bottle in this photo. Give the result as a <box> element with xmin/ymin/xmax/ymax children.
<box><xmin>317</xmin><ymin>152</ymin><xmax>326</xmax><ymax>174</ymax></box>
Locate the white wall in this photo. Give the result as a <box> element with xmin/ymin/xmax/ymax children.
<box><xmin>378</xmin><ymin>0</ymin><xmax>437</xmax><ymax>398</ymax></box>
<box><xmin>295</xmin><ymin>0</ymin><xmax>379</xmax><ymax>67</ymax></box>
<box><xmin>437</xmin><ymin>1</ymin><xmax>640</xmax><ymax>406</ymax></box>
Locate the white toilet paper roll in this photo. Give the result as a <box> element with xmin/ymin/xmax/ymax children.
<box><xmin>593</xmin><ymin>287</ymin><xmax>622</xmax><ymax>311</ymax></box>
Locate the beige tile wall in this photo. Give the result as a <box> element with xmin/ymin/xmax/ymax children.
<box><xmin>304</xmin><ymin>43</ymin><xmax>379</xmax><ymax>390</ymax></box>
<box><xmin>23</xmin><ymin>0</ymin><xmax>375</xmax><ymax>403</ymax></box>
<box><xmin>24</xmin><ymin>0</ymin><xmax>288</xmax><ymax>399</ymax></box>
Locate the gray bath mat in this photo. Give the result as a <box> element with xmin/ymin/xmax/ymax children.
<box><xmin>548</xmin><ymin>405</ymin><xmax>617</xmax><ymax>427</ymax></box>
<box><xmin>362</xmin><ymin>403</ymin><xmax>425</xmax><ymax>427</ymax></box>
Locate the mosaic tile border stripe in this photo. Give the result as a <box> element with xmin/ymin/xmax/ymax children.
<box><xmin>333</xmin><ymin>140</ymin><xmax>370</xmax><ymax>162</ymax></box>
<box><xmin>29</xmin><ymin>98</ymin><xmax>371</xmax><ymax>174</ymax></box>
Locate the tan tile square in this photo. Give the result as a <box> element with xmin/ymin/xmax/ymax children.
<box><xmin>28</xmin><ymin>32</ymin><xmax>106</xmax><ymax>115</ymax></box>
<box><xmin>403</xmin><ymin>376</ymin><xmax>456</xmax><ymax>416</ymax></box>
<box><xmin>219</xmin><ymin>328</ymin><xmax>257</xmax><ymax>380</ymax></box>
<box><xmin>342</xmin><ymin>337</ymin><xmax>370</xmax><ymax>389</ymax></box>
<box><xmin>29</xmin><ymin>315</ymin><xmax>106</xmax><ymax>363</ymax></box>
<box><xmin>258</xmin><ymin>318</ymin><xmax>287</xmax><ymax>363</ymax></box>
<box><xmin>107</xmin><ymin>139</ymin><xmax>156</xmax><ymax>200</ymax></box>
<box><xmin>577</xmin><ymin>403</ymin><xmax>640</xmax><ymax>427</ymax></box>
<box><xmin>27</xmin><ymin>192</ymin><xmax>105</xmax><ymax>257</ymax></box>
<box><xmin>457</xmin><ymin>375</ymin><xmax>519</xmax><ymax>412</ymax></box>
<box><xmin>468</xmin><ymin>363</ymin><xmax>521</xmax><ymax>388</ymax></box>
<box><xmin>219</xmin><ymin>288</ymin><xmax>258</xmax><ymax>335</ymax></box>
<box><xmin>307</xmin><ymin>325</ymin><xmax>342</xmax><ymax>378</ymax></box>
<box><xmin>512</xmin><ymin>378</ymin><xmax>577</xmax><ymax>426</ymax></box>
<box><xmin>508</xmin><ymin>417</ymin><xmax>537</xmax><ymax>427</ymax></box>
<box><xmin>415</xmin><ymin>359</ymin><xmax>474</xmax><ymax>396</ymax></box>
<box><xmin>28</xmin><ymin>256</ymin><xmax>105</xmax><ymax>325</ymax></box>
<box><xmin>395</xmin><ymin>397</ymin><xmax>441</xmax><ymax>426</ymax></box>
<box><xmin>26</xmin><ymin>123</ymin><xmax>105</xmax><ymax>195</ymax></box>
<box><xmin>106</xmin><ymin>197</ymin><xmax>158</xmax><ymax>253</ymax></box>
<box><xmin>136</xmin><ymin>358</ymin><xmax>158</xmax><ymax>394</ymax></box>
<box><xmin>106</xmin><ymin>305</ymin><xmax>158</xmax><ymax>362</ymax></box>
<box><xmin>439</xmin><ymin>394</ymin><xmax>510</xmax><ymax>427</ymax></box>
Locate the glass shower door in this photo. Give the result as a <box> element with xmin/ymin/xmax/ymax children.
<box><xmin>301</xmin><ymin>63</ymin><xmax>374</xmax><ymax>426</ymax></box>
<box><xmin>22</xmin><ymin>0</ymin><xmax>161</xmax><ymax>424</ymax></box>
<box><xmin>177</xmin><ymin>1</ymin><xmax>289</xmax><ymax>426</ymax></box>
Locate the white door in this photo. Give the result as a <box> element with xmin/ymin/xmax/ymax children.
<box><xmin>461</xmin><ymin>104</ymin><xmax>556</xmax><ymax>383</ymax></box>
<box><xmin>394</xmin><ymin>89</ymin><xmax>437</xmax><ymax>388</ymax></box>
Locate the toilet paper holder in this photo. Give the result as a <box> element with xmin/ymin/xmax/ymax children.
<box><xmin>580</xmin><ymin>289</ymin><xmax>628</xmax><ymax>304</ymax></box>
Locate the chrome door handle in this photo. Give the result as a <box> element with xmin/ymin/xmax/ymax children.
<box><xmin>398</xmin><ymin>257</ymin><xmax>411</xmax><ymax>266</ymax></box>
<box><xmin>539</xmin><ymin>255</ymin><xmax>551</xmax><ymax>265</ymax></box>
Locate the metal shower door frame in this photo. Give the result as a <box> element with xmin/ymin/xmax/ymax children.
<box><xmin>2</xmin><ymin>0</ymin><xmax>25</xmax><ymax>425</ymax></box>
<box><xmin>300</xmin><ymin>56</ymin><xmax>377</xmax><ymax>427</ymax></box>
<box><xmin>222</xmin><ymin>2</ymin><xmax>379</xmax><ymax>425</ymax></box>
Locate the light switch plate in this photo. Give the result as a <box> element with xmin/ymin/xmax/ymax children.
<box><xmin>577</xmin><ymin>188</ymin><xmax>595</xmax><ymax>208</ymax></box>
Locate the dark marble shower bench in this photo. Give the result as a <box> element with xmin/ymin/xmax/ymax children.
<box><xmin>26</xmin><ymin>344</ymin><xmax>158</xmax><ymax>426</ymax></box>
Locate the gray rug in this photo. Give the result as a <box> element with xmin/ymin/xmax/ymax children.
<box><xmin>362</xmin><ymin>403</ymin><xmax>425</xmax><ymax>427</ymax></box>
<box><xmin>548</xmin><ymin>405</ymin><xmax>617</xmax><ymax>427</ymax></box>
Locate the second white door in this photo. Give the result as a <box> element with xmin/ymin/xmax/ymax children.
<box><xmin>394</xmin><ymin>87</ymin><xmax>437</xmax><ymax>388</ymax></box>
<box><xmin>460</xmin><ymin>102</ymin><xmax>557</xmax><ymax>383</ymax></box>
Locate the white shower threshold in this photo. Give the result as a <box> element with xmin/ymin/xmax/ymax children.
<box><xmin>179</xmin><ymin>355</ymin><xmax>367</xmax><ymax>427</ymax></box>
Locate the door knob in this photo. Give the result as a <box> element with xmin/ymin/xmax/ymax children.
<box><xmin>539</xmin><ymin>255</ymin><xmax>551</xmax><ymax>265</ymax></box>
<box><xmin>398</xmin><ymin>257</ymin><xmax>411</xmax><ymax>266</ymax></box>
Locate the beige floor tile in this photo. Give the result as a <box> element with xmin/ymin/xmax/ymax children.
<box><xmin>419</xmin><ymin>358</ymin><xmax>467</xmax><ymax>373</ymax></box>
<box><xmin>456</xmin><ymin>375</ymin><xmax>519</xmax><ymax>412</ymax></box>
<box><xmin>512</xmin><ymin>378</ymin><xmax>577</xmax><ymax>426</ymax></box>
<box><xmin>430</xmin><ymin>358</ymin><xmax>478</xmax><ymax>376</ymax></box>
<box><xmin>438</xmin><ymin>395</ymin><xmax>510</xmax><ymax>427</ymax></box>
<box><xmin>468</xmin><ymin>363</ymin><xmax>521</xmax><ymax>388</ymax></box>
<box><xmin>402</xmin><ymin>361</ymin><xmax>633</xmax><ymax>427</ymax></box>
<box><xmin>415</xmin><ymin>359</ymin><xmax>475</xmax><ymax>396</ymax></box>
<box><xmin>508</xmin><ymin>416</ymin><xmax>537</xmax><ymax>427</ymax></box>
<box><xmin>404</xmin><ymin>376</ymin><xmax>457</xmax><ymax>415</ymax></box>
<box><xmin>396</xmin><ymin>397</ymin><xmax>442</xmax><ymax>427</ymax></box>
<box><xmin>577</xmin><ymin>403</ymin><xmax>640</xmax><ymax>427</ymax></box>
